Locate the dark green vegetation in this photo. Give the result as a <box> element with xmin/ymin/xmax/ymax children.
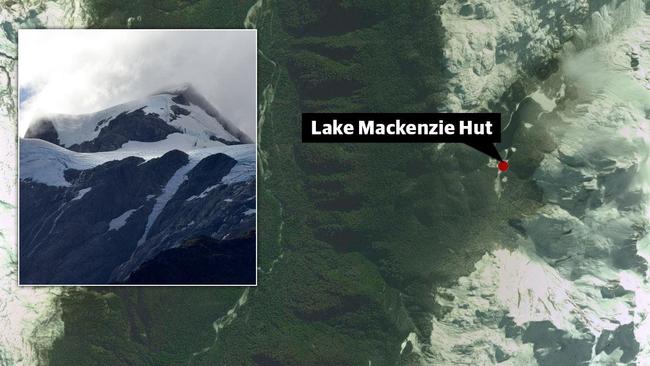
<box><xmin>84</xmin><ymin>0</ymin><xmax>253</xmax><ymax>28</ymax></box>
<box><xmin>48</xmin><ymin>0</ymin><xmax>549</xmax><ymax>365</ymax></box>
<box><xmin>49</xmin><ymin>287</ymin><xmax>244</xmax><ymax>365</ymax></box>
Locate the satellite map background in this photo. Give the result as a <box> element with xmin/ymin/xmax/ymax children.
<box><xmin>2</xmin><ymin>0</ymin><xmax>650</xmax><ymax>365</ymax></box>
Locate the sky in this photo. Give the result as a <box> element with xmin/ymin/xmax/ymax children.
<box><xmin>18</xmin><ymin>29</ymin><xmax>256</xmax><ymax>139</ymax></box>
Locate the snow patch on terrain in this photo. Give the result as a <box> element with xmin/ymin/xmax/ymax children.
<box><xmin>109</xmin><ymin>207</ymin><xmax>140</xmax><ymax>231</ymax></box>
<box><xmin>425</xmin><ymin>7</ymin><xmax>650</xmax><ymax>366</ymax></box>
<box><xmin>137</xmin><ymin>162</ymin><xmax>197</xmax><ymax>246</ymax></box>
<box><xmin>440</xmin><ymin>0</ymin><xmax>645</xmax><ymax>112</ymax></box>
<box><xmin>186</xmin><ymin>184</ymin><xmax>219</xmax><ymax>202</ymax></box>
<box><xmin>70</xmin><ymin>187</ymin><xmax>90</xmax><ymax>201</ymax></box>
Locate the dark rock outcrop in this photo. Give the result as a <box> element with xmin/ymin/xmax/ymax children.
<box><xmin>20</xmin><ymin>146</ymin><xmax>255</xmax><ymax>284</ymax></box>
<box><xmin>24</xmin><ymin>119</ymin><xmax>59</xmax><ymax>145</ymax></box>
<box><xmin>68</xmin><ymin>109</ymin><xmax>181</xmax><ymax>152</ymax></box>
<box><xmin>122</xmin><ymin>232</ymin><xmax>255</xmax><ymax>284</ymax></box>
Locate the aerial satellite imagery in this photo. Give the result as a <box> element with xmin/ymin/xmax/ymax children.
<box><xmin>1</xmin><ymin>0</ymin><xmax>650</xmax><ymax>365</ymax></box>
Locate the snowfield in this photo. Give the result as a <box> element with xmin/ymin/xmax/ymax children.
<box><xmin>20</xmin><ymin>137</ymin><xmax>255</xmax><ymax>188</ymax></box>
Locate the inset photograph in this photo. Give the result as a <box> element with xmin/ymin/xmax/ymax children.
<box><xmin>18</xmin><ymin>29</ymin><xmax>257</xmax><ymax>285</ymax></box>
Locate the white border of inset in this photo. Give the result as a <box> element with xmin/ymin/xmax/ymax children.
<box><xmin>17</xmin><ymin>28</ymin><xmax>258</xmax><ymax>287</ymax></box>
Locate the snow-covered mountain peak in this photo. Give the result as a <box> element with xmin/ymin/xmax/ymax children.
<box><xmin>24</xmin><ymin>85</ymin><xmax>253</xmax><ymax>153</ymax></box>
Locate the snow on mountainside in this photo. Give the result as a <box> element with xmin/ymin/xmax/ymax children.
<box><xmin>19</xmin><ymin>85</ymin><xmax>256</xmax><ymax>285</ymax></box>
<box><xmin>20</xmin><ymin>83</ymin><xmax>255</xmax><ymax>188</ymax></box>
<box><xmin>415</xmin><ymin>1</ymin><xmax>650</xmax><ymax>365</ymax></box>
<box><xmin>24</xmin><ymin>83</ymin><xmax>253</xmax><ymax>152</ymax></box>
<box><xmin>440</xmin><ymin>0</ymin><xmax>646</xmax><ymax>113</ymax></box>
<box><xmin>20</xmin><ymin>137</ymin><xmax>254</xmax><ymax>187</ymax></box>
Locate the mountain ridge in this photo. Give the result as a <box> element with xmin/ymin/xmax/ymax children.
<box><xmin>24</xmin><ymin>83</ymin><xmax>253</xmax><ymax>153</ymax></box>
<box><xmin>19</xmin><ymin>86</ymin><xmax>256</xmax><ymax>285</ymax></box>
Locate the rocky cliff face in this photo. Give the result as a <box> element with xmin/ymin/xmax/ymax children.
<box><xmin>19</xmin><ymin>87</ymin><xmax>256</xmax><ymax>285</ymax></box>
<box><xmin>124</xmin><ymin>232</ymin><xmax>256</xmax><ymax>284</ymax></box>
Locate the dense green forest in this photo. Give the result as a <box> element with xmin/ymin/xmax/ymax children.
<box><xmin>48</xmin><ymin>1</ymin><xmax>546</xmax><ymax>364</ymax></box>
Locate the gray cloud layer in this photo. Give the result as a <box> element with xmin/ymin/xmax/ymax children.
<box><xmin>19</xmin><ymin>29</ymin><xmax>256</xmax><ymax>139</ymax></box>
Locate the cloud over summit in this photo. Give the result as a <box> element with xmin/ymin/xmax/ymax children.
<box><xmin>19</xmin><ymin>29</ymin><xmax>256</xmax><ymax>139</ymax></box>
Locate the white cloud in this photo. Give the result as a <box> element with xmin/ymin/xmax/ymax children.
<box><xmin>18</xmin><ymin>29</ymin><xmax>256</xmax><ymax>139</ymax></box>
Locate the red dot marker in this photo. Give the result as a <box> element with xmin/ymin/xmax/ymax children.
<box><xmin>497</xmin><ymin>160</ymin><xmax>509</xmax><ymax>172</ymax></box>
